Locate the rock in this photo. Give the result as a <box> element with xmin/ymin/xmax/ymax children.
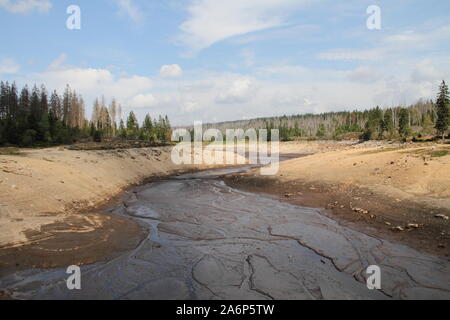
<box><xmin>435</xmin><ymin>214</ymin><xmax>449</xmax><ymax>220</ymax></box>
<box><xmin>353</xmin><ymin>207</ymin><xmax>369</xmax><ymax>214</ymax></box>
<box><xmin>284</xmin><ymin>193</ymin><xmax>293</xmax><ymax>198</ymax></box>
<box><xmin>393</xmin><ymin>226</ymin><xmax>404</xmax><ymax>231</ymax></box>
<box><xmin>385</xmin><ymin>221</ymin><xmax>392</xmax><ymax>226</ymax></box>
<box><xmin>406</xmin><ymin>223</ymin><xmax>419</xmax><ymax>229</ymax></box>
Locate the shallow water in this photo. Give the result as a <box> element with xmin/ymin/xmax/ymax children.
<box><xmin>1</xmin><ymin>167</ymin><xmax>449</xmax><ymax>300</ymax></box>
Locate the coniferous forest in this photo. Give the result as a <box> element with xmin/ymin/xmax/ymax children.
<box><xmin>1</xmin><ymin>80</ymin><xmax>448</xmax><ymax>147</ymax></box>
<box><xmin>202</xmin><ymin>81</ymin><xmax>449</xmax><ymax>142</ymax></box>
<box><xmin>0</xmin><ymin>81</ymin><xmax>172</xmax><ymax>147</ymax></box>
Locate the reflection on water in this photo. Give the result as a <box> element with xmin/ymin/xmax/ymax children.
<box><xmin>1</xmin><ymin>167</ymin><xmax>449</xmax><ymax>300</ymax></box>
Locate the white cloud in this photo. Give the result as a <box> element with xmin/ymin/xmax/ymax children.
<box><xmin>347</xmin><ymin>67</ymin><xmax>382</xmax><ymax>84</ymax></box>
<box><xmin>178</xmin><ymin>0</ymin><xmax>312</xmax><ymax>54</ymax></box>
<box><xmin>159</xmin><ymin>64</ymin><xmax>183</xmax><ymax>78</ymax></box>
<box><xmin>0</xmin><ymin>58</ymin><xmax>20</xmax><ymax>74</ymax></box>
<box><xmin>216</xmin><ymin>78</ymin><xmax>255</xmax><ymax>104</ymax></box>
<box><xmin>48</xmin><ymin>53</ymin><xmax>67</xmax><ymax>70</ymax></box>
<box><xmin>0</xmin><ymin>0</ymin><xmax>51</xmax><ymax>14</ymax></box>
<box><xmin>27</xmin><ymin>67</ymin><xmax>153</xmax><ymax>119</ymax></box>
<box><xmin>18</xmin><ymin>57</ymin><xmax>450</xmax><ymax>126</ymax></box>
<box><xmin>182</xmin><ymin>99</ymin><xmax>201</xmax><ymax>113</ymax></box>
<box><xmin>129</xmin><ymin>93</ymin><xmax>157</xmax><ymax>108</ymax></box>
<box><xmin>384</xmin><ymin>25</ymin><xmax>450</xmax><ymax>47</ymax></box>
<box><xmin>317</xmin><ymin>48</ymin><xmax>386</xmax><ymax>61</ymax></box>
<box><xmin>410</xmin><ymin>59</ymin><xmax>449</xmax><ymax>84</ymax></box>
<box><xmin>116</xmin><ymin>0</ymin><xmax>142</xmax><ymax>23</ymax></box>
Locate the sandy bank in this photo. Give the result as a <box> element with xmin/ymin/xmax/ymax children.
<box><xmin>0</xmin><ymin>145</ymin><xmax>246</xmax><ymax>250</ymax></box>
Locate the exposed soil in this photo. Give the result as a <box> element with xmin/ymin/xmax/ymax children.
<box><xmin>0</xmin><ymin>211</ymin><xmax>145</xmax><ymax>277</ymax></box>
<box><xmin>223</xmin><ymin>174</ymin><xmax>450</xmax><ymax>259</ymax></box>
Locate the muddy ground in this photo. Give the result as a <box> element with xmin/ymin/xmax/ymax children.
<box><xmin>223</xmin><ymin>175</ymin><xmax>450</xmax><ymax>258</ymax></box>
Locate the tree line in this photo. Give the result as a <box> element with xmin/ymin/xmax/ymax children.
<box><xmin>202</xmin><ymin>81</ymin><xmax>449</xmax><ymax>142</ymax></box>
<box><xmin>0</xmin><ymin>81</ymin><xmax>172</xmax><ymax>147</ymax></box>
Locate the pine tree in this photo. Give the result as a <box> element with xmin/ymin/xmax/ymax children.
<box><xmin>118</xmin><ymin>119</ymin><xmax>127</xmax><ymax>139</ymax></box>
<box><xmin>382</xmin><ymin>109</ymin><xmax>394</xmax><ymax>137</ymax></box>
<box><xmin>19</xmin><ymin>85</ymin><xmax>30</xmax><ymax>116</ymax></box>
<box><xmin>40</xmin><ymin>85</ymin><xmax>48</xmax><ymax>115</ymax></box>
<box><xmin>143</xmin><ymin>114</ymin><xmax>154</xmax><ymax>141</ymax></box>
<box><xmin>9</xmin><ymin>82</ymin><xmax>18</xmax><ymax>119</ymax></box>
<box><xmin>126</xmin><ymin>111</ymin><xmax>139</xmax><ymax>139</ymax></box>
<box><xmin>63</xmin><ymin>84</ymin><xmax>71</xmax><ymax>125</ymax></box>
<box><xmin>435</xmin><ymin>80</ymin><xmax>449</xmax><ymax>139</ymax></box>
<box><xmin>50</xmin><ymin>90</ymin><xmax>62</xmax><ymax>120</ymax></box>
<box><xmin>398</xmin><ymin>108</ymin><xmax>411</xmax><ymax>138</ymax></box>
<box><xmin>0</xmin><ymin>81</ymin><xmax>9</xmax><ymax>119</ymax></box>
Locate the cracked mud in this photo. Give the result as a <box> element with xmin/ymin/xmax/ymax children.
<box><xmin>1</xmin><ymin>167</ymin><xmax>449</xmax><ymax>300</ymax></box>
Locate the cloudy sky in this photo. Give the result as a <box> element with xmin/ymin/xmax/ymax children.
<box><xmin>0</xmin><ymin>0</ymin><xmax>449</xmax><ymax>125</ymax></box>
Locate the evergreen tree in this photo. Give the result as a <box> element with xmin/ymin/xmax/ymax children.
<box><xmin>118</xmin><ymin>119</ymin><xmax>127</xmax><ymax>139</ymax></box>
<box><xmin>63</xmin><ymin>84</ymin><xmax>71</xmax><ymax>125</ymax></box>
<box><xmin>143</xmin><ymin>114</ymin><xmax>154</xmax><ymax>141</ymax></box>
<box><xmin>126</xmin><ymin>111</ymin><xmax>139</xmax><ymax>139</ymax></box>
<box><xmin>19</xmin><ymin>85</ymin><xmax>30</xmax><ymax>116</ymax></box>
<box><xmin>40</xmin><ymin>85</ymin><xmax>48</xmax><ymax>115</ymax></box>
<box><xmin>0</xmin><ymin>81</ymin><xmax>8</xmax><ymax>119</ymax></box>
<box><xmin>382</xmin><ymin>109</ymin><xmax>394</xmax><ymax>137</ymax></box>
<box><xmin>435</xmin><ymin>80</ymin><xmax>449</xmax><ymax>139</ymax></box>
<box><xmin>30</xmin><ymin>85</ymin><xmax>41</xmax><ymax>121</ymax></box>
<box><xmin>398</xmin><ymin>108</ymin><xmax>411</xmax><ymax>138</ymax></box>
<box><xmin>316</xmin><ymin>124</ymin><xmax>326</xmax><ymax>137</ymax></box>
<box><xmin>50</xmin><ymin>90</ymin><xmax>62</xmax><ymax>120</ymax></box>
<box><xmin>9</xmin><ymin>82</ymin><xmax>18</xmax><ymax>119</ymax></box>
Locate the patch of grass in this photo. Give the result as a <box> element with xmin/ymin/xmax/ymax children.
<box><xmin>402</xmin><ymin>147</ymin><xmax>449</xmax><ymax>158</ymax></box>
<box><xmin>430</xmin><ymin>150</ymin><xmax>449</xmax><ymax>157</ymax></box>
<box><xmin>358</xmin><ymin>147</ymin><xmax>403</xmax><ymax>155</ymax></box>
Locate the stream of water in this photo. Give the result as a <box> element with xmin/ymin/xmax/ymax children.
<box><xmin>1</xmin><ymin>166</ymin><xmax>449</xmax><ymax>299</ymax></box>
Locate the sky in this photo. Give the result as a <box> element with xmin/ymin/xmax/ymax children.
<box><xmin>0</xmin><ymin>0</ymin><xmax>449</xmax><ymax>125</ymax></box>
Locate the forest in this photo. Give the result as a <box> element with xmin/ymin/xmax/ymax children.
<box><xmin>1</xmin><ymin>80</ymin><xmax>448</xmax><ymax>147</ymax></box>
<box><xmin>0</xmin><ymin>81</ymin><xmax>172</xmax><ymax>147</ymax></box>
<box><xmin>202</xmin><ymin>81</ymin><xmax>449</xmax><ymax>142</ymax></box>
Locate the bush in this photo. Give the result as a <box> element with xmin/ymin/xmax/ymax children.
<box><xmin>93</xmin><ymin>130</ymin><xmax>102</xmax><ymax>142</ymax></box>
<box><xmin>20</xmin><ymin>129</ymin><xmax>37</xmax><ymax>146</ymax></box>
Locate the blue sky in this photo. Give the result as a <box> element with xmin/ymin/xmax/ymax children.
<box><xmin>0</xmin><ymin>0</ymin><xmax>449</xmax><ymax>125</ymax></box>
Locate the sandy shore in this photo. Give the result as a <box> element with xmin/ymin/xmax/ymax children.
<box><xmin>0</xmin><ymin>147</ymin><xmax>178</xmax><ymax>248</ymax></box>
<box><xmin>225</xmin><ymin>141</ymin><xmax>450</xmax><ymax>257</ymax></box>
